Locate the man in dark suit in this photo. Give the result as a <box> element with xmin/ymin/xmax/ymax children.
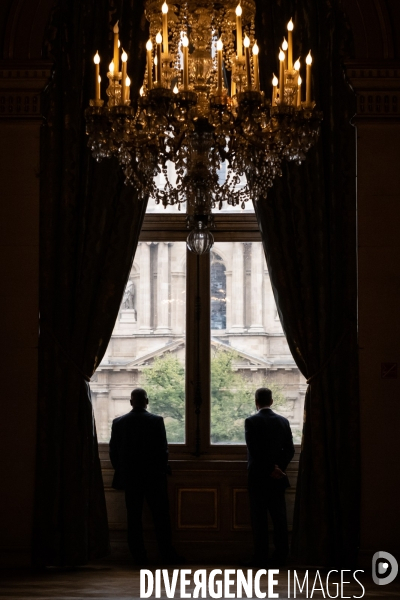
<box><xmin>245</xmin><ymin>387</ymin><xmax>295</xmax><ymax>567</ymax></box>
<box><xmin>109</xmin><ymin>387</ymin><xmax>181</xmax><ymax>565</ymax></box>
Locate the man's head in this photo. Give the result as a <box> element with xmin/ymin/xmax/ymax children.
<box><xmin>130</xmin><ymin>388</ymin><xmax>149</xmax><ymax>409</ymax></box>
<box><xmin>255</xmin><ymin>387</ymin><xmax>273</xmax><ymax>410</ymax></box>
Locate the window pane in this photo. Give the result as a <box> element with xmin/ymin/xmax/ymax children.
<box><xmin>210</xmin><ymin>242</ymin><xmax>305</xmax><ymax>445</ymax></box>
<box><xmin>92</xmin><ymin>242</ymin><xmax>186</xmax><ymax>443</ymax></box>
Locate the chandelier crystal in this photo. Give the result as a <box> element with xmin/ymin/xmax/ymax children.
<box><xmin>85</xmin><ymin>0</ymin><xmax>322</xmax><ymax>251</ymax></box>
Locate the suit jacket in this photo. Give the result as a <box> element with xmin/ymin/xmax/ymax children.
<box><xmin>109</xmin><ymin>408</ymin><xmax>169</xmax><ymax>490</ymax></box>
<box><xmin>245</xmin><ymin>408</ymin><xmax>295</xmax><ymax>485</ymax></box>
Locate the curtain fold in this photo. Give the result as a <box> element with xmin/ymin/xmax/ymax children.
<box><xmin>34</xmin><ymin>0</ymin><xmax>148</xmax><ymax>566</ymax></box>
<box><xmin>254</xmin><ymin>0</ymin><xmax>359</xmax><ymax>566</ymax></box>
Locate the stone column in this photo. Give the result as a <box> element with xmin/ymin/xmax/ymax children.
<box><xmin>249</xmin><ymin>242</ymin><xmax>265</xmax><ymax>332</ymax></box>
<box><xmin>94</xmin><ymin>391</ymin><xmax>110</xmax><ymax>443</ymax></box>
<box><xmin>264</xmin><ymin>267</ymin><xmax>276</xmax><ymax>331</ymax></box>
<box><xmin>156</xmin><ymin>242</ymin><xmax>171</xmax><ymax>333</ymax></box>
<box><xmin>229</xmin><ymin>242</ymin><xmax>245</xmax><ymax>332</ymax></box>
<box><xmin>172</xmin><ymin>271</ymin><xmax>186</xmax><ymax>333</ymax></box>
<box><xmin>226</xmin><ymin>269</ymin><xmax>232</xmax><ymax>331</ymax></box>
<box><xmin>139</xmin><ymin>242</ymin><xmax>152</xmax><ymax>332</ymax></box>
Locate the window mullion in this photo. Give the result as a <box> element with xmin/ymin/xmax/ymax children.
<box><xmin>185</xmin><ymin>249</ymin><xmax>211</xmax><ymax>455</ymax></box>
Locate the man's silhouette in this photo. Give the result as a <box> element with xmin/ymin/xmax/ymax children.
<box><xmin>245</xmin><ymin>387</ymin><xmax>295</xmax><ymax>567</ymax></box>
<box><xmin>109</xmin><ymin>388</ymin><xmax>181</xmax><ymax>565</ymax></box>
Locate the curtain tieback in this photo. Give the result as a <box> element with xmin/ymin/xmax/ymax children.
<box><xmin>41</xmin><ymin>322</ymin><xmax>92</xmax><ymax>382</ymax></box>
<box><xmin>306</xmin><ymin>326</ymin><xmax>351</xmax><ymax>385</ymax></box>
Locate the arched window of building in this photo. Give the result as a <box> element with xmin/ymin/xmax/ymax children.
<box><xmin>210</xmin><ymin>252</ymin><xmax>226</xmax><ymax>330</ymax></box>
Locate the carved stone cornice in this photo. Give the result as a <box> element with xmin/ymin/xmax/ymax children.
<box><xmin>0</xmin><ymin>60</ymin><xmax>52</xmax><ymax>119</ymax></box>
<box><xmin>345</xmin><ymin>61</ymin><xmax>400</xmax><ymax>121</ymax></box>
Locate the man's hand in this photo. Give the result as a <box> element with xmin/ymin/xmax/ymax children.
<box><xmin>270</xmin><ymin>465</ymin><xmax>286</xmax><ymax>479</ymax></box>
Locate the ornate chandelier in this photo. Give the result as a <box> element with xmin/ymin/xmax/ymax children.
<box><xmin>85</xmin><ymin>0</ymin><xmax>322</xmax><ymax>253</ymax></box>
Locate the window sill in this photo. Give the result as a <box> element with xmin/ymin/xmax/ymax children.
<box><xmin>98</xmin><ymin>442</ymin><xmax>301</xmax><ymax>465</ymax></box>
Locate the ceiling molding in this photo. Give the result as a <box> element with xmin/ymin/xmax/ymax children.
<box><xmin>0</xmin><ymin>60</ymin><xmax>52</xmax><ymax>118</ymax></box>
<box><xmin>346</xmin><ymin>60</ymin><xmax>400</xmax><ymax>120</ymax></box>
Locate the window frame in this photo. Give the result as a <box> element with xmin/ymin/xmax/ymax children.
<box><xmin>139</xmin><ymin>211</ymin><xmax>262</xmax><ymax>460</ymax></box>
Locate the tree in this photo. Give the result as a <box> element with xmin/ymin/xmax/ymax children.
<box><xmin>143</xmin><ymin>354</ymin><xmax>185</xmax><ymax>442</ymax></box>
<box><xmin>142</xmin><ymin>348</ymin><xmax>290</xmax><ymax>445</ymax></box>
<box><xmin>210</xmin><ymin>347</ymin><xmax>287</xmax><ymax>444</ymax></box>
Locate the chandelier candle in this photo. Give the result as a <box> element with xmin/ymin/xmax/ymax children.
<box><xmin>297</xmin><ymin>75</ymin><xmax>302</xmax><ymax>105</ymax></box>
<box><xmin>244</xmin><ymin>36</ymin><xmax>251</xmax><ymax>90</ymax></box>
<box><xmin>146</xmin><ymin>39</ymin><xmax>153</xmax><ymax>90</ymax></box>
<box><xmin>282</xmin><ymin>37</ymin><xmax>288</xmax><ymax>70</ymax></box>
<box><xmin>182</xmin><ymin>34</ymin><xmax>189</xmax><ymax>90</ymax></box>
<box><xmin>294</xmin><ymin>57</ymin><xmax>300</xmax><ymax>104</ymax></box>
<box><xmin>113</xmin><ymin>22</ymin><xmax>119</xmax><ymax>74</ymax></box>
<box><xmin>162</xmin><ymin>2</ymin><xmax>169</xmax><ymax>55</ymax></box>
<box><xmin>94</xmin><ymin>52</ymin><xmax>100</xmax><ymax>100</ymax></box>
<box><xmin>252</xmin><ymin>42</ymin><xmax>260</xmax><ymax>91</ymax></box>
<box><xmin>287</xmin><ymin>19</ymin><xmax>294</xmax><ymax>69</ymax></box>
<box><xmin>156</xmin><ymin>32</ymin><xmax>162</xmax><ymax>85</ymax></box>
<box><xmin>306</xmin><ymin>51</ymin><xmax>312</xmax><ymax>103</ymax></box>
<box><xmin>125</xmin><ymin>76</ymin><xmax>131</xmax><ymax>101</ymax></box>
<box><xmin>279</xmin><ymin>48</ymin><xmax>285</xmax><ymax>101</ymax></box>
<box><xmin>272</xmin><ymin>73</ymin><xmax>278</xmax><ymax>104</ymax></box>
<box><xmin>121</xmin><ymin>50</ymin><xmax>127</xmax><ymax>102</ymax></box>
<box><xmin>236</xmin><ymin>5</ymin><xmax>243</xmax><ymax>58</ymax></box>
<box><xmin>216</xmin><ymin>38</ymin><xmax>223</xmax><ymax>92</ymax></box>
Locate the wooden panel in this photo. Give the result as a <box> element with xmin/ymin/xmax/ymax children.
<box><xmin>232</xmin><ymin>488</ymin><xmax>251</xmax><ymax>530</ymax></box>
<box><xmin>177</xmin><ymin>488</ymin><xmax>218</xmax><ymax>529</ymax></box>
<box><xmin>102</xmin><ymin>459</ymin><xmax>299</xmax><ymax>561</ymax></box>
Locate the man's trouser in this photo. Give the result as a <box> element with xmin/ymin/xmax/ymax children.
<box><xmin>248</xmin><ymin>472</ymin><xmax>289</xmax><ymax>561</ymax></box>
<box><xmin>125</xmin><ymin>472</ymin><xmax>172</xmax><ymax>560</ymax></box>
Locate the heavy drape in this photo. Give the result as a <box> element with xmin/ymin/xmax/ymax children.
<box><xmin>34</xmin><ymin>0</ymin><xmax>148</xmax><ymax>566</ymax></box>
<box><xmin>254</xmin><ymin>0</ymin><xmax>359</xmax><ymax>565</ymax></box>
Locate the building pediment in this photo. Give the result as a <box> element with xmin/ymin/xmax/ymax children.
<box><xmin>98</xmin><ymin>336</ymin><xmax>296</xmax><ymax>372</ymax></box>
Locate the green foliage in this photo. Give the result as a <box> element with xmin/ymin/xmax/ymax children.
<box><xmin>210</xmin><ymin>347</ymin><xmax>286</xmax><ymax>444</ymax></box>
<box><xmin>143</xmin><ymin>354</ymin><xmax>185</xmax><ymax>442</ymax></box>
<box><xmin>142</xmin><ymin>348</ymin><xmax>290</xmax><ymax>445</ymax></box>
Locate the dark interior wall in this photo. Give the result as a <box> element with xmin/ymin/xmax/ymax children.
<box><xmin>386</xmin><ymin>0</ymin><xmax>400</xmax><ymax>58</ymax></box>
<box><xmin>0</xmin><ymin>0</ymin><xmax>51</xmax><ymax>566</ymax></box>
<box><xmin>343</xmin><ymin>0</ymin><xmax>397</xmax><ymax>59</ymax></box>
<box><xmin>1</xmin><ymin>0</ymin><xmax>53</xmax><ymax>59</ymax></box>
<box><xmin>357</xmin><ymin>121</ymin><xmax>400</xmax><ymax>558</ymax></box>
<box><xmin>0</xmin><ymin>120</ymin><xmax>41</xmax><ymax>566</ymax></box>
<box><xmin>0</xmin><ymin>0</ymin><xmax>13</xmax><ymax>59</ymax></box>
<box><xmin>0</xmin><ymin>0</ymin><xmax>399</xmax><ymax>567</ymax></box>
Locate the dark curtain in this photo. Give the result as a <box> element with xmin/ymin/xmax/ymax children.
<box><xmin>34</xmin><ymin>0</ymin><xmax>148</xmax><ymax>566</ymax></box>
<box><xmin>254</xmin><ymin>0</ymin><xmax>359</xmax><ymax>566</ymax></box>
